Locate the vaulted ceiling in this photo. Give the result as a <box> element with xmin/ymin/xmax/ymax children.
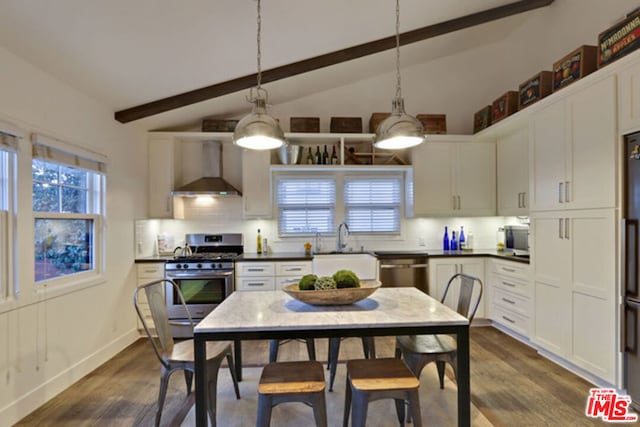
<box><xmin>0</xmin><ymin>0</ymin><xmax>553</xmax><ymax>131</ymax></box>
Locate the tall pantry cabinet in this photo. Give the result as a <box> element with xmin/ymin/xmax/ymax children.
<box><xmin>529</xmin><ymin>74</ymin><xmax>617</xmax><ymax>384</ymax></box>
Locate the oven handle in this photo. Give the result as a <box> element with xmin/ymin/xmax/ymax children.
<box><xmin>169</xmin><ymin>319</ymin><xmax>194</xmax><ymax>327</ymax></box>
<box><xmin>166</xmin><ymin>270</ymin><xmax>234</xmax><ymax>279</ymax></box>
<box><xmin>380</xmin><ymin>263</ymin><xmax>429</xmax><ymax>269</ymax></box>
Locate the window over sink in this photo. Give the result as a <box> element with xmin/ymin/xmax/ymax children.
<box><xmin>274</xmin><ymin>171</ymin><xmax>404</xmax><ymax>237</ymax></box>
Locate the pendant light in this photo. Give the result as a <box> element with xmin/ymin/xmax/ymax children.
<box><xmin>233</xmin><ymin>0</ymin><xmax>285</xmax><ymax>150</ymax></box>
<box><xmin>373</xmin><ymin>0</ymin><xmax>425</xmax><ymax>150</ymax></box>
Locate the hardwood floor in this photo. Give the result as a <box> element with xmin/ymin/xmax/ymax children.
<box><xmin>15</xmin><ymin>326</ymin><xmax>603</xmax><ymax>426</ymax></box>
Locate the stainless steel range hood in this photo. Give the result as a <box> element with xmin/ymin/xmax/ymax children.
<box><xmin>171</xmin><ymin>141</ymin><xmax>241</xmax><ymax>197</ymax></box>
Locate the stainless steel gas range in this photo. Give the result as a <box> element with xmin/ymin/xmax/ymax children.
<box><xmin>165</xmin><ymin>233</ymin><xmax>242</xmax><ymax>338</ymax></box>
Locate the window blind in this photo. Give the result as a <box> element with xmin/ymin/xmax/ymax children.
<box><xmin>31</xmin><ymin>133</ymin><xmax>107</xmax><ymax>174</ymax></box>
<box><xmin>0</xmin><ymin>132</ymin><xmax>19</xmax><ymax>152</ymax></box>
<box><xmin>344</xmin><ymin>176</ymin><xmax>401</xmax><ymax>233</ymax></box>
<box><xmin>276</xmin><ymin>177</ymin><xmax>335</xmax><ymax>235</ymax></box>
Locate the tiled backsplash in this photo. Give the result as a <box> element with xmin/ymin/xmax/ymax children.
<box><xmin>135</xmin><ymin>197</ymin><xmax>526</xmax><ymax>257</ymax></box>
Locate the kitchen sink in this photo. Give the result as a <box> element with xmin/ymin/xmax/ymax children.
<box><xmin>312</xmin><ymin>253</ymin><xmax>378</xmax><ymax>280</ymax></box>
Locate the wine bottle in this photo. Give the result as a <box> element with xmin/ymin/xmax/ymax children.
<box><xmin>257</xmin><ymin>229</ymin><xmax>263</xmax><ymax>254</ymax></box>
<box><xmin>451</xmin><ymin>230</ymin><xmax>458</xmax><ymax>251</ymax></box>
<box><xmin>322</xmin><ymin>145</ymin><xmax>329</xmax><ymax>165</ymax></box>
<box><xmin>331</xmin><ymin>145</ymin><xmax>338</xmax><ymax>165</ymax></box>
<box><xmin>306</xmin><ymin>147</ymin><xmax>314</xmax><ymax>164</ymax></box>
<box><xmin>443</xmin><ymin>226</ymin><xmax>450</xmax><ymax>251</ymax></box>
<box><xmin>459</xmin><ymin>226</ymin><xmax>466</xmax><ymax>250</ymax></box>
<box><xmin>315</xmin><ymin>146</ymin><xmax>322</xmax><ymax>164</ymax></box>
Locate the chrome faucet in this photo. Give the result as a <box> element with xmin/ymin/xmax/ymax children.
<box><xmin>337</xmin><ymin>222</ymin><xmax>350</xmax><ymax>252</ymax></box>
<box><xmin>314</xmin><ymin>231</ymin><xmax>322</xmax><ymax>253</ymax></box>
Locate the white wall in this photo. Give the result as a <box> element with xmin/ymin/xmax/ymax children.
<box><xmin>0</xmin><ymin>45</ymin><xmax>147</xmax><ymax>424</ymax></box>
<box><xmin>266</xmin><ymin>0</ymin><xmax>640</xmax><ymax>135</ymax></box>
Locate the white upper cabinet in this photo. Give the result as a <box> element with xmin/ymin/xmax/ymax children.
<box><xmin>242</xmin><ymin>149</ymin><xmax>272</xmax><ymax>218</ymax></box>
<box><xmin>412</xmin><ymin>137</ymin><xmax>496</xmax><ymax>217</ymax></box>
<box><xmin>497</xmin><ymin>127</ymin><xmax>529</xmax><ymax>216</ymax></box>
<box><xmin>530</xmin><ymin>75</ymin><xmax>616</xmax><ymax>212</ymax></box>
<box><xmin>618</xmin><ymin>57</ymin><xmax>640</xmax><ymax>134</ymax></box>
<box><xmin>148</xmin><ymin>135</ymin><xmax>182</xmax><ymax>218</ymax></box>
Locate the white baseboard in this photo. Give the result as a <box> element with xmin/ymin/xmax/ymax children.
<box><xmin>0</xmin><ymin>328</ymin><xmax>139</xmax><ymax>426</ymax></box>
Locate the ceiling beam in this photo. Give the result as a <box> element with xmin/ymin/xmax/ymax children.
<box><xmin>115</xmin><ymin>0</ymin><xmax>554</xmax><ymax>123</ymax></box>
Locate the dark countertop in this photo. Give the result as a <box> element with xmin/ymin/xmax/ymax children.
<box><xmin>135</xmin><ymin>249</ymin><xmax>529</xmax><ymax>264</ymax></box>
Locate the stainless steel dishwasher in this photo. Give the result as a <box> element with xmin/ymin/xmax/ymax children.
<box><xmin>375</xmin><ymin>251</ymin><xmax>429</xmax><ymax>294</ymax></box>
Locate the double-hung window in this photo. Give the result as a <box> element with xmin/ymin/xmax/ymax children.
<box><xmin>276</xmin><ymin>176</ymin><xmax>335</xmax><ymax>236</ymax></box>
<box><xmin>275</xmin><ymin>171</ymin><xmax>404</xmax><ymax>237</ymax></box>
<box><xmin>32</xmin><ymin>135</ymin><xmax>106</xmax><ymax>285</ymax></box>
<box><xmin>0</xmin><ymin>131</ymin><xmax>17</xmax><ymax>301</ymax></box>
<box><xmin>344</xmin><ymin>175</ymin><xmax>402</xmax><ymax>234</ymax></box>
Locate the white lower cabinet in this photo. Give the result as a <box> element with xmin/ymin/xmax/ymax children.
<box><xmin>428</xmin><ymin>257</ymin><xmax>485</xmax><ymax>319</ymax></box>
<box><xmin>135</xmin><ymin>263</ymin><xmax>165</xmax><ymax>333</ymax></box>
<box><xmin>235</xmin><ymin>260</ymin><xmax>311</xmax><ymax>291</ymax></box>
<box><xmin>531</xmin><ymin>209</ymin><xmax>616</xmax><ymax>384</ymax></box>
<box><xmin>487</xmin><ymin>259</ymin><xmax>532</xmax><ymax>338</ymax></box>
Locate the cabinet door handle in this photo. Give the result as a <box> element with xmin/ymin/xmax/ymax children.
<box><xmin>502</xmin><ymin>281</ymin><xmax>516</xmax><ymax>288</ymax></box>
<box><xmin>502</xmin><ymin>315</ymin><xmax>516</xmax><ymax>324</ymax></box>
<box><xmin>559</xmin><ymin>218</ymin><xmax>563</xmax><ymax>239</ymax></box>
<box><xmin>247</xmin><ymin>268</ymin><xmax>265</xmax><ymax>272</ymax></box>
<box><xmin>565</xmin><ymin>218</ymin><xmax>570</xmax><ymax>239</ymax></box>
<box><xmin>457</xmin><ymin>196</ymin><xmax>461</xmax><ymax>210</ymax></box>
<box><xmin>558</xmin><ymin>182</ymin><xmax>564</xmax><ymax>203</ymax></box>
<box><xmin>452</xmin><ymin>195</ymin><xmax>456</xmax><ymax>210</ymax></box>
<box><xmin>565</xmin><ymin>181</ymin><xmax>570</xmax><ymax>203</ymax></box>
<box><xmin>522</xmin><ymin>192</ymin><xmax>526</xmax><ymax>208</ymax></box>
<box><xmin>166</xmin><ymin>196</ymin><xmax>171</xmax><ymax>213</ymax></box>
<box><xmin>502</xmin><ymin>297</ymin><xmax>516</xmax><ymax>305</ymax></box>
<box><xmin>285</xmin><ymin>267</ymin><xmax>302</xmax><ymax>272</ymax></box>
<box><xmin>502</xmin><ymin>267</ymin><xmax>516</xmax><ymax>273</ymax></box>
<box><xmin>248</xmin><ymin>282</ymin><xmax>265</xmax><ymax>286</ymax></box>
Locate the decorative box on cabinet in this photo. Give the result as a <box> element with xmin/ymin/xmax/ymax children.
<box><xmin>428</xmin><ymin>257</ymin><xmax>485</xmax><ymax>319</ymax></box>
<box><xmin>411</xmin><ymin>137</ymin><xmax>496</xmax><ymax>217</ymax></box>
<box><xmin>530</xmin><ymin>209</ymin><xmax>616</xmax><ymax>384</ymax></box>
<box><xmin>136</xmin><ymin>263</ymin><xmax>165</xmax><ymax>333</ymax></box>
<box><xmin>529</xmin><ymin>75</ymin><xmax>616</xmax><ymax>212</ymax></box>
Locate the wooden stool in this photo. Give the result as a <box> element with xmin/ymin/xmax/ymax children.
<box><xmin>343</xmin><ymin>358</ymin><xmax>422</xmax><ymax>427</ymax></box>
<box><xmin>257</xmin><ymin>360</ymin><xmax>327</xmax><ymax>427</ymax></box>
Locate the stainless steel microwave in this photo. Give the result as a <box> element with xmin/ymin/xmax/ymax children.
<box><xmin>504</xmin><ymin>225</ymin><xmax>529</xmax><ymax>251</ymax></box>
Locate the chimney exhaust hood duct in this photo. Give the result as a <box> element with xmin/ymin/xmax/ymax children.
<box><xmin>171</xmin><ymin>141</ymin><xmax>242</xmax><ymax>197</ymax></box>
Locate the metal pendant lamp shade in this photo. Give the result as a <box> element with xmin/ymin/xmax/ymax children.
<box><xmin>234</xmin><ymin>95</ymin><xmax>285</xmax><ymax>150</ymax></box>
<box><xmin>374</xmin><ymin>0</ymin><xmax>424</xmax><ymax>150</ymax></box>
<box><xmin>375</xmin><ymin>98</ymin><xmax>424</xmax><ymax>149</ymax></box>
<box><xmin>233</xmin><ymin>0</ymin><xmax>285</xmax><ymax>151</ymax></box>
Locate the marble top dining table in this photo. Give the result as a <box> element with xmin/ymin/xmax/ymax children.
<box><xmin>193</xmin><ymin>287</ymin><xmax>471</xmax><ymax>426</ymax></box>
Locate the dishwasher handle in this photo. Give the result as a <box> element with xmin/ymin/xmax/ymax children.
<box><xmin>380</xmin><ymin>263</ymin><xmax>429</xmax><ymax>269</ymax></box>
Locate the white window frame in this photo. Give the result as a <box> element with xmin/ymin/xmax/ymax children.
<box><xmin>0</xmin><ymin>145</ymin><xmax>17</xmax><ymax>304</ymax></box>
<box><xmin>273</xmin><ymin>170</ymin><xmax>405</xmax><ymax>239</ymax></box>
<box><xmin>275</xmin><ymin>174</ymin><xmax>336</xmax><ymax>236</ymax></box>
<box><xmin>31</xmin><ymin>135</ymin><xmax>107</xmax><ymax>292</ymax></box>
<box><xmin>343</xmin><ymin>174</ymin><xmax>403</xmax><ymax>235</ymax></box>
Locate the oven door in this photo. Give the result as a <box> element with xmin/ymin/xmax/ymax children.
<box><xmin>165</xmin><ymin>270</ymin><xmax>234</xmax><ymax>321</ymax></box>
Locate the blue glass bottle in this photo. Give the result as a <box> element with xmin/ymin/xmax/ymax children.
<box><xmin>443</xmin><ymin>226</ymin><xmax>450</xmax><ymax>250</ymax></box>
<box><xmin>451</xmin><ymin>230</ymin><xmax>458</xmax><ymax>251</ymax></box>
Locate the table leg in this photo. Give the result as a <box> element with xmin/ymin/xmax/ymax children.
<box><xmin>457</xmin><ymin>326</ymin><xmax>471</xmax><ymax>427</ymax></box>
<box><xmin>234</xmin><ymin>339</ymin><xmax>243</xmax><ymax>382</ymax></box>
<box><xmin>194</xmin><ymin>334</ymin><xmax>207</xmax><ymax>427</ymax></box>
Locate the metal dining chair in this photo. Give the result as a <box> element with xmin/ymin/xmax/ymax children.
<box><xmin>395</xmin><ymin>273</ymin><xmax>483</xmax><ymax>389</ymax></box>
<box><xmin>134</xmin><ymin>279</ymin><xmax>240</xmax><ymax>427</ymax></box>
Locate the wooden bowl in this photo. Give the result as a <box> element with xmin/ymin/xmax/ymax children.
<box><xmin>283</xmin><ymin>280</ymin><xmax>381</xmax><ymax>306</ymax></box>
